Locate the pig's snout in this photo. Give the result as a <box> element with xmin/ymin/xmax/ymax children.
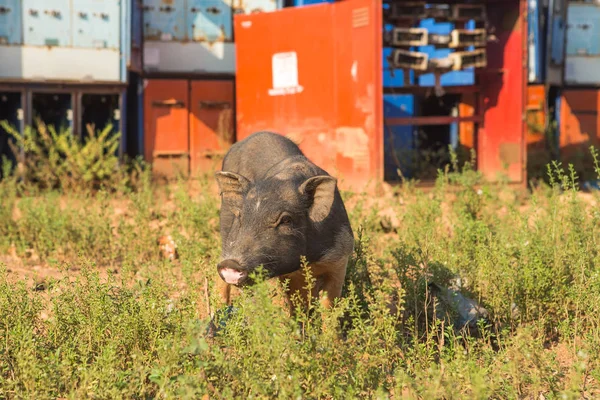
<box><xmin>217</xmin><ymin>259</ymin><xmax>248</xmax><ymax>286</ymax></box>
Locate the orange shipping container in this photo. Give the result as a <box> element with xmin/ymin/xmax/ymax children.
<box><xmin>234</xmin><ymin>0</ymin><xmax>527</xmax><ymax>188</ymax></box>
<box><xmin>144</xmin><ymin>78</ymin><xmax>235</xmax><ymax>178</ymax></box>
<box><xmin>190</xmin><ymin>80</ymin><xmax>235</xmax><ymax>176</ymax></box>
<box><xmin>234</xmin><ymin>0</ymin><xmax>383</xmax><ymax>190</ymax></box>
<box><xmin>144</xmin><ymin>79</ymin><xmax>190</xmax><ymax>178</ymax></box>
<box><xmin>559</xmin><ymin>89</ymin><xmax>600</xmax><ymax>173</ymax></box>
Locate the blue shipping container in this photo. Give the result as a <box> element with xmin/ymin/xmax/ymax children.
<box><xmin>0</xmin><ymin>0</ymin><xmax>22</xmax><ymax>45</ymax></box>
<box><xmin>0</xmin><ymin>0</ymin><xmax>133</xmax><ymax>83</ymax></box>
<box><xmin>564</xmin><ymin>2</ymin><xmax>600</xmax><ymax>84</ymax></box>
<box><xmin>143</xmin><ymin>0</ymin><xmax>283</xmax><ymax>74</ymax></box>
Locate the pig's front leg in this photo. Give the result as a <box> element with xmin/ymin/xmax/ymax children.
<box><xmin>315</xmin><ymin>255</ymin><xmax>349</xmax><ymax>309</ymax></box>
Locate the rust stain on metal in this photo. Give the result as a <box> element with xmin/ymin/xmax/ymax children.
<box><xmin>335</xmin><ymin>127</ymin><xmax>370</xmax><ymax>172</ymax></box>
<box><xmin>499</xmin><ymin>142</ymin><xmax>521</xmax><ymax>165</ymax></box>
<box><xmin>216</xmin><ymin>108</ymin><xmax>234</xmax><ymax>146</ymax></box>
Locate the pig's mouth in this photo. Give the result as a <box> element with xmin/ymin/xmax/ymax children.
<box><xmin>217</xmin><ymin>259</ymin><xmax>249</xmax><ymax>286</ymax></box>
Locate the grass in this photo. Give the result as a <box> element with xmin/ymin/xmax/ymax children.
<box><xmin>0</xmin><ymin>130</ymin><xmax>600</xmax><ymax>398</ymax></box>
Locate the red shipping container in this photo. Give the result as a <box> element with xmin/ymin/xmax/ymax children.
<box><xmin>235</xmin><ymin>0</ymin><xmax>383</xmax><ymax>190</ymax></box>
<box><xmin>235</xmin><ymin>0</ymin><xmax>527</xmax><ymax>188</ymax></box>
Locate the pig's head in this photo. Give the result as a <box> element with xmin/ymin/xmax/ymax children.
<box><xmin>214</xmin><ymin>170</ymin><xmax>337</xmax><ymax>286</ymax></box>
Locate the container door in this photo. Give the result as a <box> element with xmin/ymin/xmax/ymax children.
<box><xmin>143</xmin><ymin>0</ymin><xmax>186</xmax><ymax>41</ymax></box>
<box><xmin>187</xmin><ymin>0</ymin><xmax>233</xmax><ymax>43</ymax></box>
<box><xmin>72</xmin><ymin>0</ymin><xmax>121</xmax><ymax>49</ymax></box>
<box><xmin>144</xmin><ymin>79</ymin><xmax>190</xmax><ymax>178</ymax></box>
<box><xmin>559</xmin><ymin>90</ymin><xmax>600</xmax><ymax>165</ymax></box>
<box><xmin>564</xmin><ymin>3</ymin><xmax>600</xmax><ymax>84</ymax></box>
<box><xmin>189</xmin><ymin>80</ymin><xmax>234</xmax><ymax>176</ymax></box>
<box><xmin>0</xmin><ymin>0</ymin><xmax>22</xmax><ymax>45</ymax></box>
<box><xmin>23</xmin><ymin>0</ymin><xmax>72</xmax><ymax>46</ymax></box>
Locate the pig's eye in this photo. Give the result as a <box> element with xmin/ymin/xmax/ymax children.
<box><xmin>278</xmin><ymin>214</ymin><xmax>293</xmax><ymax>227</ymax></box>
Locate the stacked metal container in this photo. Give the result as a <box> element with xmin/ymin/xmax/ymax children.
<box><xmin>555</xmin><ymin>0</ymin><xmax>600</xmax><ymax>175</ymax></box>
<box><xmin>526</xmin><ymin>0</ymin><xmax>600</xmax><ymax>178</ymax></box>
<box><xmin>0</xmin><ymin>0</ymin><xmax>143</xmax><ymax>163</ymax></box>
<box><xmin>141</xmin><ymin>0</ymin><xmax>283</xmax><ymax>178</ymax></box>
<box><xmin>382</xmin><ymin>3</ymin><xmax>488</xmax><ymax>181</ymax></box>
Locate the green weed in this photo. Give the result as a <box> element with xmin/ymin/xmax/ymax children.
<box><xmin>0</xmin><ymin>146</ymin><xmax>599</xmax><ymax>398</ymax></box>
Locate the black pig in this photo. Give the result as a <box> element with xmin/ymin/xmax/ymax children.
<box><xmin>214</xmin><ymin>131</ymin><xmax>354</xmax><ymax>310</ymax></box>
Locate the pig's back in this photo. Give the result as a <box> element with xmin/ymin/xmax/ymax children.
<box><xmin>222</xmin><ymin>131</ymin><xmax>304</xmax><ymax>181</ymax></box>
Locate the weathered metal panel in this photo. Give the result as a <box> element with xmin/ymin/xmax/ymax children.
<box><xmin>0</xmin><ymin>0</ymin><xmax>22</xmax><ymax>45</ymax></box>
<box><xmin>72</xmin><ymin>0</ymin><xmax>121</xmax><ymax>49</ymax></box>
<box><xmin>143</xmin><ymin>41</ymin><xmax>236</xmax><ymax>73</ymax></box>
<box><xmin>234</xmin><ymin>0</ymin><xmax>382</xmax><ymax>190</ymax></box>
<box><xmin>23</xmin><ymin>0</ymin><xmax>72</xmax><ymax>47</ymax></box>
<box><xmin>564</xmin><ymin>2</ymin><xmax>600</xmax><ymax>85</ymax></box>
<box><xmin>144</xmin><ymin>79</ymin><xmax>190</xmax><ymax>178</ymax></box>
<box><xmin>559</xmin><ymin>90</ymin><xmax>600</xmax><ymax>155</ymax></box>
<box><xmin>477</xmin><ymin>0</ymin><xmax>526</xmax><ymax>183</ymax></box>
<box><xmin>0</xmin><ymin>46</ymin><xmax>122</xmax><ymax>82</ymax></box>
<box><xmin>189</xmin><ymin>79</ymin><xmax>235</xmax><ymax>175</ymax></box>
<box><xmin>1</xmin><ymin>0</ymin><xmax>128</xmax><ymax>83</ymax></box>
<box><xmin>143</xmin><ymin>0</ymin><xmax>186</xmax><ymax>41</ymax></box>
<box><xmin>187</xmin><ymin>0</ymin><xmax>233</xmax><ymax>43</ymax></box>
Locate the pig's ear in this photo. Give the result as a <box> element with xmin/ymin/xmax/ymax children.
<box><xmin>299</xmin><ymin>175</ymin><xmax>337</xmax><ymax>223</ymax></box>
<box><xmin>215</xmin><ymin>171</ymin><xmax>250</xmax><ymax>195</ymax></box>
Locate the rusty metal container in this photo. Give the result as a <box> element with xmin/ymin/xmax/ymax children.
<box><xmin>234</xmin><ymin>0</ymin><xmax>528</xmax><ymax>188</ymax></box>
<box><xmin>0</xmin><ymin>0</ymin><xmax>137</xmax><ymax>83</ymax></box>
<box><xmin>143</xmin><ymin>0</ymin><xmax>283</xmax><ymax>75</ymax></box>
<box><xmin>235</xmin><ymin>0</ymin><xmax>383</xmax><ymax>190</ymax></box>
<box><xmin>143</xmin><ymin>78</ymin><xmax>235</xmax><ymax>178</ymax></box>
<box><xmin>190</xmin><ymin>79</ymin><xmax>235</xmax><ymax>176</ymax></box>
<box><xmin>558</xmin><ymin>89</ymin><xmax>600</xmax><ymax>173</ymax></box>
<box><xmin>144</xmin><ymin>79</ymin><xmax>190</xmax><ymax>178</ymax></box>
